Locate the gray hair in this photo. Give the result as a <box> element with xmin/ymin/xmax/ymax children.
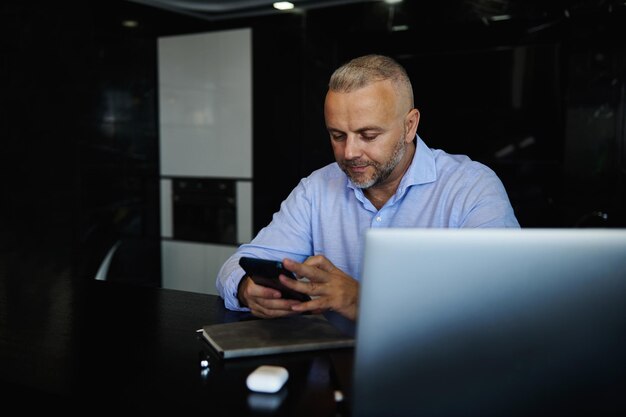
<box><xmin>328</xmin><ymin>54</ymin><xmax>414</xmax><ymax>108</ymax></box>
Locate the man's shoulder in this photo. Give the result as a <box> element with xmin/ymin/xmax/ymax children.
<box><xmin>303</xmin><ymin>162</ymin><xmax>345</xmax><ymax>184</ymax></box>
<box><xmin>289</xmin><ymin>163</ymin><xmax>347</xmax><ymax>203</ymax></box>
<box><xmin>432</xmin><ymin>148</ymin><xmax>497</xmax><ymax>178</ymax></box>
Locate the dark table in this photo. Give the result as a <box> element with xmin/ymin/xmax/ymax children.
<box><xmin>0</xmin><ymin>277</ymin><xmax>354</xmax><ymax>415</ymax></box>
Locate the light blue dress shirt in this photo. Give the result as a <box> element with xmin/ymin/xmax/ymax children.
<box><xmin>216</xmin><ymin>136</ymin><xmax>519</xmax><ymax>310</ymax></box>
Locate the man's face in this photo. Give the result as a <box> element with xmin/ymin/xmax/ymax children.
<box><xmin>324</xmin><ymin>80</ymin><xmax>413</xmax><ymax>189</ymax></box>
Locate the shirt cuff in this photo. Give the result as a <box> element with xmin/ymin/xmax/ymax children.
<box><xmin>223</xmin><ymin>269</ymin><xmax>251</xmax><ymax>312</ymax></box>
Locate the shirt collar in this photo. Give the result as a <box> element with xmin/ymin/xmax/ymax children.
<box><xmin>398</xmin><ymin>134</ymin><xmax>437</xmax><ymax>191</ymax></box>
<box><xmin>346</xmin><ymin>134</ymin><xmax>437</xmax><ymax>204</ymax></box>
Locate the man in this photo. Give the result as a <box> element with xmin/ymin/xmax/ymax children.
<box><xmin>217</xmin><ymin>54</ymin><xmax>519</xmax><ymax>321</ymax></box>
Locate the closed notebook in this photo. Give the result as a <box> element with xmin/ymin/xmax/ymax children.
<box><xmin>201</xmin><ymin>314</ymin><xmax>354</xmax><ymax>359</ymax></box>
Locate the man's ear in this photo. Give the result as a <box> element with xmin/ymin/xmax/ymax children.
<box><xmin>405</xmin><ymin>108</ymin><xmax>420</xmax><ymax>142</ymax></box>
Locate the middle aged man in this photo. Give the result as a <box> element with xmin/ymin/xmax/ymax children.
<box><xmin>216</xmin><ymin>54</ymin><xmax>519</xmax><ymax>321</ymax></box>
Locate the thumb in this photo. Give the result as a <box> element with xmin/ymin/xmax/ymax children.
<box><xmin>304</xmin><ymin>255</ymin><xmax>336</xmax><ymax>273</ymax></box>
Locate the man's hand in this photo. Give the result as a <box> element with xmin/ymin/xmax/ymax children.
<box><xmin>238</xmin><ymin>276</ymin><xmax>303</xmax><ymax>319</ymax></box>
<box><xmin>280</xmin><ymin>255</ymin><xmax>359</xmax><ymax>321</ymax></box>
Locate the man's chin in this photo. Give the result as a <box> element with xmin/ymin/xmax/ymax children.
<box><xmin>349</xmin><ymin>175</ymin><xmax>376</xmax><ymax>189</ymax></box>
<box><xmin>342</xmin><ymin>166</ymin><xmax>377</xmax><ymax>188</ymax></box>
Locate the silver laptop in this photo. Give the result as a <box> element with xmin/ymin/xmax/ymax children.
<box><xmin>352</xmin><ymin>228</ymin><xmax>626</xmax><ymax>417</ymax></box>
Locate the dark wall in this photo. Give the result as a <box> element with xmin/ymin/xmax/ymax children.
<box><xmin>2</xmin><ymin>0</ymin><xmax>625</xmax><ymax>287</ymax></box>
<box><xmin>288</xmin><ymin>1</ymin><xmax>626</xmax><ymax>229</ymax></box>
<box><xmin>1</xmin><ymin>0</ymin><xmax>211</xmax><ymax>285</ymax></box>
<box><xmin>249</xmin><ymin>0</ymin><xmax>626</xmax><ymax>230</ymax></box>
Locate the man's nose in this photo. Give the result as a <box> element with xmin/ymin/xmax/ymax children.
<box><xmin>344</xmin><ymin>135</ymin><xmax>362</xmax><ymax>160</ymax></box>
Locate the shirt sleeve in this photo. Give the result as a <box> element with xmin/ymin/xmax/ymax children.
<box><xmin>454</xmin><ymin>163</ymin><xmax>520</xmax><ymax>228</ymax></box>
<box><xmin>216</xmin><ymin>177</ymin><xmax>315</xmax><ymax>311</ymax></box>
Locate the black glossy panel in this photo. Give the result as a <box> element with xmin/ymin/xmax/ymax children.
<box><xmin>2</xmin><ymin>0</ymin><xmax>626</xmax><ymax>291</ymax></box>
<box><xmin>173</xmin><ymin>178</ymin><xmax>237</xmax><ymax>244</ymax></box>
<box><xmin>0</xmin><ymin>278</ymin><xmax>352</xmax><ymax>414</ymax></box>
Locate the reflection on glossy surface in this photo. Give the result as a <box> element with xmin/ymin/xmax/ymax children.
<box><xmin>1</xmin><ymin>277</ymin><xmax>351</xmax><ymax>414</ymax></box>
<box><xmin>0</xmin><ymin>273</ymin><xmax>76</xmax><ymax>398</ymax></box>
<box><xmin>247</xmin><ymin>389</ymin><xmax>288</xmax><ymax>413</ymax></box>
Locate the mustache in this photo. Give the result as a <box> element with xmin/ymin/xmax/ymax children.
<box><xmin>343</xmin><ymin>159</ymin><xmax>372</xmax><ymax>168</ymax></box>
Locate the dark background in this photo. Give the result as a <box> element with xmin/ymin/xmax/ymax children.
<box><xmin>1</xmin><ymin>0</ymin><xmax>625</xmax><ymax>287</ymax></box>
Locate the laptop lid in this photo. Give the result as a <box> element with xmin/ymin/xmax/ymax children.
<box><xmin>352</xmin><ymin>228</ymin><xmax>626</xmax><ymax>417</ymax></box>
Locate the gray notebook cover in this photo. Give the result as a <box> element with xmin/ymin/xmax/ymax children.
<box><xmin>202</xmin><ymin>314</ymin><xmax>354</xmax><ymax>359</ymax></box>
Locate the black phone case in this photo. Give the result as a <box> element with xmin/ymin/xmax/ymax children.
<box><xmin>238</xmin><ymin>257</ymin><xmax>311</xmax><ymax>302</ymax></box>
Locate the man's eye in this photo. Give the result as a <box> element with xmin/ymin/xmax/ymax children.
<box><xmin>331</xmin><ymin>134</ymin><xmax>346</xmax><ymax>141</ymax></box>
<box><xmin>361</xmin><ymin>135</ymin><xmax>378</xmax><ymax>141</ymax></box>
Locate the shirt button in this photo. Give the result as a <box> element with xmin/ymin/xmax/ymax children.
<box><xmin>376</xmin><ymin>216</ymin><xmax>382</xmax><ymax>222</ymax></box>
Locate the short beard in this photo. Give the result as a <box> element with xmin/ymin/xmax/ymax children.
<box><xmin>343</xmin><ymin>133</ymin><xmax>407</xmax><ymax>189</ymax></box>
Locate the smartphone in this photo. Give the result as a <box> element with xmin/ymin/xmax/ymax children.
<box><xmin>238</xmin><ymin>257</ymin><xmax>311</xmax><ymax>302</ymax></box>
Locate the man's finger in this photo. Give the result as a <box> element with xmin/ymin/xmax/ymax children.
<box><xmin>302</xmin><ymin>255</ymin><xmax>337</xmax><ymax>273</ymax></box>
<box><xmin>283</xmin><ymin>259</ymin><xmax>329</xmax><ymax>283</ymax></box>
<box><xmin>250</xmin><ymin>297</ymin><xmax>302</xmax><ymax>318</ymax></box>
<box><xmin>279</xmin><ymin>274</ymin><xmax>326</xmax><ymax>296</ymax></box>
<box><xmin>290</xmin><ymin>297</ymin><xmax>328</xmax><ymax>314</ymax></box>
<box><xmin>246</xmin><ymin>277</ymin><xmax>283</xmax><ymax>299</ymax></box>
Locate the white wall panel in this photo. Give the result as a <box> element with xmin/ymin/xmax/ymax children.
<box><xmin>158</xmin><ymin>28</ymin><xmax>252</xmax><ymax>294</ymax></box>
<box><xmin>158</xmin><ymin>28</ymin><xmax>252</xmax><ymax>178</ymax></box>
<box><xmin>162</xmin><ymin>240</ymin><xmax>238</xmax><ymax>295</ymax></box>
<box><xmin>203</xmin><ymin>243</ymin><xmax>240</xmax><ymax>295</ymax></box>
<box><xmin>236</xmin><ymin>181</ymin><xmax>253</xmax><ymax>244</ymax></box>
<box><xmin>160</xmin><ymin>178</ymin><xmax>172</xmax><ymax>238</ymax></box>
